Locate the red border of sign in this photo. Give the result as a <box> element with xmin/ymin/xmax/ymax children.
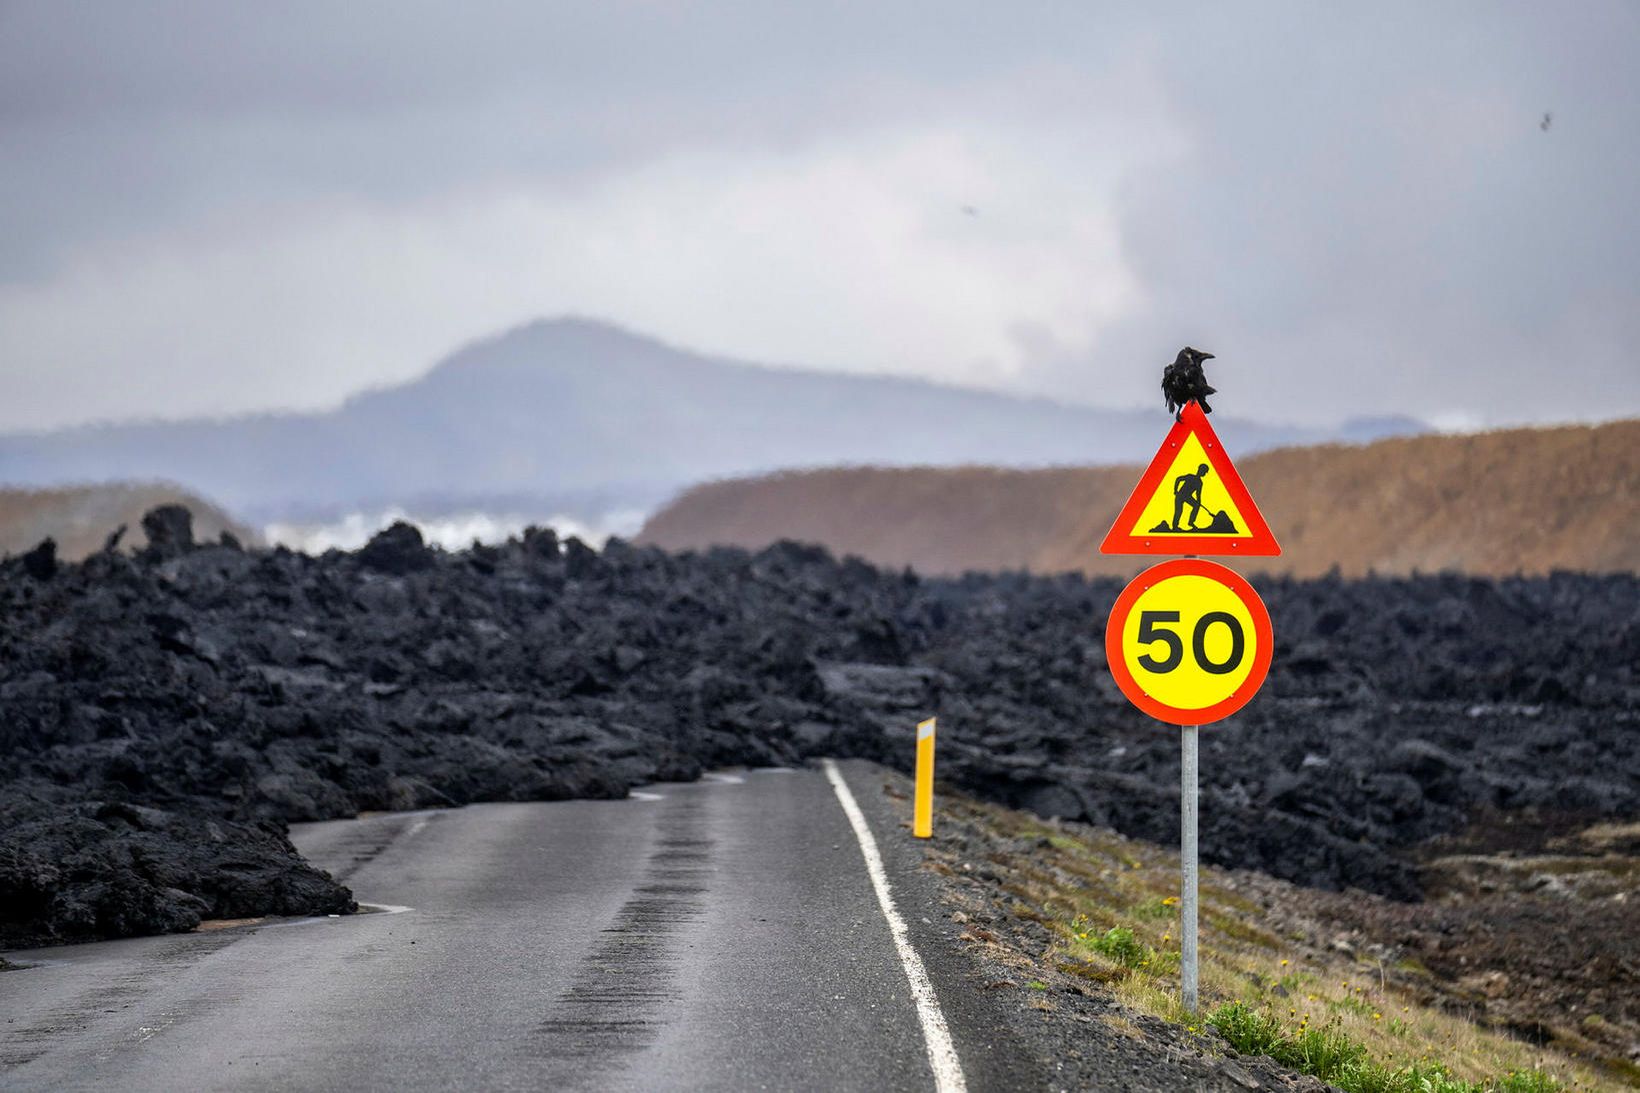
<box><xmin>1098</xmin><ymin>402</ymin><xmax>1281</xmax><ymax>556</ymax></box>
<box><xmin>1105</xmin><ymin>558</ymin><xmax>1273</xmax><ymax>726</ymax></box>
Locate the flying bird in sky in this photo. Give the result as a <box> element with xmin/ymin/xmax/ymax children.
<box><xmin>1541</xmin><ymin>112</ymin><xmax>1552</xmax><ymax>131</ymax></box>
<box><xmin>1162</xmin><ymin>346</ymin><xmax>1217</xmax><ymax>418</ymax></box>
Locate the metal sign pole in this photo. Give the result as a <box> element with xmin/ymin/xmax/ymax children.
<box><xmin>1180</xmin><ymin>722</ymin><xmax>1199</xmax><ymax>1013</ymax></box>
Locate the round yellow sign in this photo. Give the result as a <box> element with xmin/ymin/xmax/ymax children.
<box><xmin>1105</xmin><ymin>559</ymin><xmax>1272</xmax><ymax>725</ymax></box>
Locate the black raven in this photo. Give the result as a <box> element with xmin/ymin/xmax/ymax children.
<box><xmin>1161</xmin><ymin>346</ymin><xmax>1216</xmax><ymax>418</ymax></box>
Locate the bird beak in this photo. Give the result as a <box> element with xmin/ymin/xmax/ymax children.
<box><xmin>1200</xmin><ymin>352</ymin><xmax>1215</xmax><ymax>360</ymax></box>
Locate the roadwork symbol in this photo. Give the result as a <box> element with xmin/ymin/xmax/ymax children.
<box><xmin>1099</xmin><ymin>402</ymin><xmax>1280</xmax><ymax>556</ymax></box>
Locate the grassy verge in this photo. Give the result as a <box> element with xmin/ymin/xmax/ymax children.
<box><xmin>925</xmin><ymin>791</ymin><xmax>1616</xmax><ymax>1092</ymax></box>
<box><xmin>1208</xmin><ymin>1000</ymin><xmax>1564</xmax><ymax>1093</ymax></box>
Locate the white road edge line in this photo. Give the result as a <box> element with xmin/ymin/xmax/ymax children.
<box><xmin>821</xmin><ymin>759</ymin><xmax>967</xmax><ymax>1093</ymax></box>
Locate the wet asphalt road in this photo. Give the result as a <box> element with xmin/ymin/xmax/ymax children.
<box><xmin>0</xmin><ymin>761</ymin><xmax>1029</xmax><ymax>1091</ymax></box>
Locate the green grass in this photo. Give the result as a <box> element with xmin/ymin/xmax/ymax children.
<box><xmin>1088</xmin><ymin>926</ymin><xmax>1147</xmax><ymax>966</ymax></box>
<box><xmin>1207</xmin><ymin>1002</ymin><xmax>1565</xmax><ymax>1093</ymax></box>
<box><xmin>1070</xmin><ymin>923</ymin><xmax>1181</xmax><ymax>974</ymax></box>
<box><xmin>1208</xmin><ymin>999</ymin><xmax>1285</xmax><ymax>1056</ymax></box>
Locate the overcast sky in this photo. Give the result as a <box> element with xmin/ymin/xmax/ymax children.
<box><xmin>1</xmin><ymin>1</ymin><xmax>1635</xmax><ymax>433</ymax></box>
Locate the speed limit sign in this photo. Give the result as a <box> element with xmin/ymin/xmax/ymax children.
<box><xmin>1106</xmin><ymin>558</ymin><xmax>1272</xmax><ymax>725</ymax></box>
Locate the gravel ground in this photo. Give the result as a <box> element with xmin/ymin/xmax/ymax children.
<box><xmin>866</xmin><ymin>766</ymin><xmax>1338</xmax><ymax>1093</ymax></box>
<box><xmin>895</xmin><ymin>771</ymin><xmax>1629</xmax><ymax>1089</ymax></box>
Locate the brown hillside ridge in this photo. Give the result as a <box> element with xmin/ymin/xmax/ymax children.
<box><xmin>638</xmin><ymin>418</ymin><xmax>1639</xmax><ymax>578</ymax></box>
<box><xmin>0</xmin><ymin>483</ymin><xmax>257</xmax><ymax>561</ymax></box>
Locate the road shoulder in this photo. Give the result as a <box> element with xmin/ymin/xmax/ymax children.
<box><xmin>833</xmin><ymin>759</ymin><xmax>1322</xmax><ymax>1093</ymax></box>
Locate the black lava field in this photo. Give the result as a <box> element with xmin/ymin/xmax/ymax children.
<box><xmin>2</xmin><ymin>507</ymin><xmax>1636</xmax><ymax>947</ymax></box>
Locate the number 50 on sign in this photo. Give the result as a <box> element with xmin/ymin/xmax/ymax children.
<box><xmin>1106</xmin><ymin>559</ymin><xmax>1273</xmax><ymax>725</ymax></box>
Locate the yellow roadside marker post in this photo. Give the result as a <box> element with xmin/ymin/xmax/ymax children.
<box><xmin>914</xmin><ymin>717</ymin><xmax>936</xmax><ymax>838</ymax></box>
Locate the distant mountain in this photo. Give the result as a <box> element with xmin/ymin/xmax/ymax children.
<box><xmin>0</xmin><ymin>319</ymin><xmax>1424</xmax><ymax>527</ymax></box>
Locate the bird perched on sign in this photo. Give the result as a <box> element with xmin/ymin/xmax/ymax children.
<box><xmin>1162</xmin><ymin>346</ymin><xmax>1217</xmax><ymax>418</ymax></box>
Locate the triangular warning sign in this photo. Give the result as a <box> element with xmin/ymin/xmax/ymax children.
<box><xmin>1100</xmin><ymin>402</ymin><xmax>1281</xmax><ymax>556</ymax></box>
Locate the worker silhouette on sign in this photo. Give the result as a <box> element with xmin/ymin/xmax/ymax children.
<box><xmin>1172</xmin><ymin>464</ymin><xmax>1209</xmax><ymax>530</ymax></box>
<box><xmin>1148</xmin><ymin>463</ymin><xmax>1240</xmax><ymax>534</ymax></box>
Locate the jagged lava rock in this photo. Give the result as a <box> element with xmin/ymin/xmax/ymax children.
<box><xmin>0</xmin><ymin>509</ymin><xmax>1635</xmax><ymax>943</ymax></box>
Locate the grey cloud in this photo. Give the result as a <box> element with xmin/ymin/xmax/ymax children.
<box><xmin>0</xmin><ymin>3</ymin><xmax>1137</xmax><ymax>276</ymax></box>
<box><xmin>0</xmin><ymin>1</ymin><xmax>1634</xmax><ymax>429</ymax></box>
<box><xmin>1026</xmin><ymin>3</ymin><xmax>1640</xmax><ymax>423</ymax></box>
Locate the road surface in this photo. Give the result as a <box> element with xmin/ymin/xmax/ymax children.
<box><xmin>0</xmin><ymin>761</ymin><xmax>1031</xmax><ymax>1091</ymax></box>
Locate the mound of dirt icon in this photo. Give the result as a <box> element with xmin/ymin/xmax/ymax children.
<box><xmin>1150</xmin><ymin>510</ymin><xmax>1238</xmax><ymax>534</ymax></box>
